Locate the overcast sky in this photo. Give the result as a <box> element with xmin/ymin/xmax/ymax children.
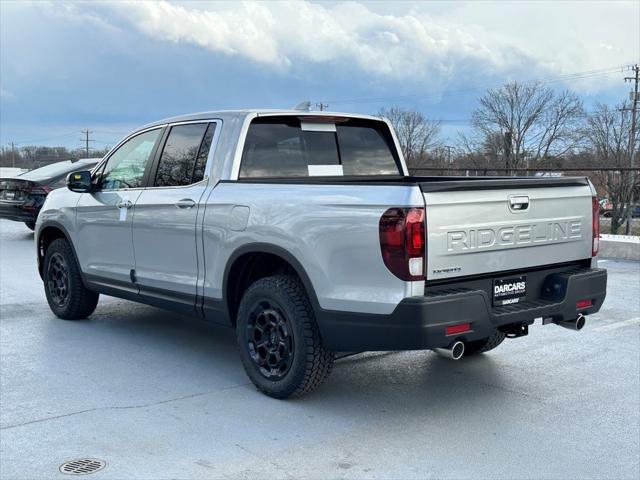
<box><xmin>1</xmin><ymin>0</ymin><xmax>638</xmax><ymax>150</ymax></box>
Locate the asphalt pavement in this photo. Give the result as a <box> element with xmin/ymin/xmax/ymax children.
<box><xmin>1</xmin><ymin>219</ymin><xmax>639</xmax><ymax>479</ymax></box>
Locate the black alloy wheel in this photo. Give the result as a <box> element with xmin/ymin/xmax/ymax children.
<box><xmin>43</xmin><ymin>238</ymin><xmax>99</xmax><ymax>319</ymax></box>
<box><xmin>236</xmin><ymin>275</ymin><xmax>335</xmax><ymax>398</ymax></box>
<box><xmin>246</xmin><ymin>300</ymin><xmax>295</xmax><ymax>379</ymax></box>
<box><xmin>47</xmin><ymin>252</ymin><xmax>69</xmax><ymax>307</ymax></box>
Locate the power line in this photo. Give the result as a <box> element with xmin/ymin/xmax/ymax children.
<box><xmin>324</xmin><ymin>63</ymin><xmax>637</xmax><ymax>106</ymax></box>
<box><xmin>411</xmin><ymin>109</ymin><xmax>623</xmax><ymax>127</ymax></box>
<box><xmin>9</xmin><ymin>128</ymin><xmax>130</xmax><ymax>146</ymax></box>
<box><xmin>12</xmin><ymin>132</ymin><xmax>78</xmax><ymax>145</ymax></box>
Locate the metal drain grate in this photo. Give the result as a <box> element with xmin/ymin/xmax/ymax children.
<box><xmin>59</xmin><ymin>459</ymin><xmax>106</xmax><ymax>475</ymax></box>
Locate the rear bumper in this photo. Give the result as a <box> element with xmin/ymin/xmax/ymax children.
<box><xmin>318</xmin><ymin>267</ymin><xmax>607</xmax><ymax>351</ymax></box>
<box><xmin>0</xmin><ymin>203</ymin><xmax>38</xmax><ymax>222</ymax></box>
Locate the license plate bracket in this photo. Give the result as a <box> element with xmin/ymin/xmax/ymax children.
<box><xmin>493</xmin><ymin>275</ymin><xmax>527</xmax><ymax>306</ymax></box>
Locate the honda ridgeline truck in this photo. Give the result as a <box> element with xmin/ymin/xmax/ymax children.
<box><xmin>35</xmin><ymin>110</ymin><xmax>607</xmax><ymax>398</ymax></box>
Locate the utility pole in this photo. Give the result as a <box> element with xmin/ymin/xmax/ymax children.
<box><xmin>315</xmin><ymin>102</ymin><xmax>329</xmax><ymax>112</ymax></box>
<box><xmin>10</xmin><ymin>142</ymin><xmax>15</xmax><ymax>168</ymax></box>
<box><xmin>80</xmin><ymin>130</ymin><xmax>93</xmax><ymax>158</ymax></box>
<box><xmin>444</xmin><ymin>145</ymin><xmax>453</xmax><ymax>164</ymax></box>
<box><xmin>623</xmin><ymin>64</ymin><xmax>638</xmax><ymax>235</ymax></box>
<box><xmin>504</xmin><ymin>131</ymin><xmax>512</xmax><ymax>175</ymax></box>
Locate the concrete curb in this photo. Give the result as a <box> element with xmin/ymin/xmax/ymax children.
<box><xmin>599</xmin><ymin>234</ymin><xmax>640</xmax><ymax>261</ymax></box>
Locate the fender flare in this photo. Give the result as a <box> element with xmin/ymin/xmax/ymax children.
<box><xmin>223</xmin><ymin>242</ymin><xmax>322</xmax><ymax>316</ymax></box>
<box><xmin>36</xmin><ymin>221</ymin><xmax>83</xmax><ymax>282</ymax></box>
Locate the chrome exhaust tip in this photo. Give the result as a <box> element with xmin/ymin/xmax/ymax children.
<box><xmin>555</xmin><ymin>314</ymin><xmax>586</xmax><ymax>331</ymax></box>
<box><xmin>434</xmin><ymin>341</ymin><xmax>465</xmax><ymax>360</ymax></box>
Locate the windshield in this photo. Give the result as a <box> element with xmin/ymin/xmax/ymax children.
<box><xmin>239</xmin><ymin>116</ymin><xmax>402</xmax><ymax>178</ymax></box>
<box><xmin>19</xmin><ymin>159</ymin><xmax>97</xmax><ymax>182</ymax></box>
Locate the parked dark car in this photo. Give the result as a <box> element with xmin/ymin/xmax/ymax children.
<box><xmin>0</xmin><ymin>158</ymin><xmax>98</xmax><ymax>230</ymax></box>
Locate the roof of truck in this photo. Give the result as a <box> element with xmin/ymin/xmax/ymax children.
<box><xmin>140</xmin><ymin>109</ymin><xmax>385</xmax><ymax>131</ymax></box>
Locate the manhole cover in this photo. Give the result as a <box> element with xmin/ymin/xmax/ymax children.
<box><xmin>59</xmin><ymin>459</ymin><xmax>106</xmax><ymax>475</ymax></box>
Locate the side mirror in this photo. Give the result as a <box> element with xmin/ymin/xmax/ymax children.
<box><xmin>66</xmin><ymin>170</ymin><xmax>93</xmax><ymax>193</ymax></box>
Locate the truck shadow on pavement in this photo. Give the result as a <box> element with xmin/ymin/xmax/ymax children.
<box><xmin>39</xmin><ymin>297</ymin><xmax>513</xmax><ymax>414</ymax></box>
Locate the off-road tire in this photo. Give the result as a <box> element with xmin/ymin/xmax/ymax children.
<box><xmin>236</xmin><ymin>274</ymin><xmax>334</xmax><ymax>399</ymax></box>
<box><xmin>25</xmin><ymin>221</ymin><xmax>36</xmax><ymax>231</ymax></box>
<box><xmin>464</xmin><ymin>330</ymin><xmax>506</xmax><ymax>356</ymax></box>
<box><xmin>43</xmin><ymin>238</ymin><xmax>99</xmax><ymax>319</ymax></box>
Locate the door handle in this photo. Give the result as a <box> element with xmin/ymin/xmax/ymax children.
<box><xmin>175</xmin><ymin>198</ymin><xmax>196</xmax><ymax>209</ymax></box>
<box><xmin>116</xmin><ymin>200</ymin><xmax>133</xmax><ymax>209</ymax></box>
<box><xmin>508</xmin><ymin>195</ymin><xmax>529</xmax><ymax>212</ymax></box>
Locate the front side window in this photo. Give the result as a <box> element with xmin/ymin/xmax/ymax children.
<box><xmin>239</xmin><ymin>117</ymin><xmax>401</xmax><ymax>178</ymax></box>
<box><xmin>154</xmin><ymin>123</ymin><xmax>212</xmax><ymax>187</ymax></box>
<box><xmin>100</xmin><ymin>129</ymin><xmax>161</xmax><ymax>190</ymax></box>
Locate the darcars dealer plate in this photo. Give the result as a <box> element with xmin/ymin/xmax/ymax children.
<box><xmin>493</xmin><ymin>275</ymin><xmax>526</xmax><ymax>306</ymax></box>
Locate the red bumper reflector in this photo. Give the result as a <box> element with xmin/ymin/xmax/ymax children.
<box><xmin>576</xmin><ymin>299</ymin><xmax>593</xmax><ymax>309</ymax></box>
<box><xmin>446</xmin><ymin>323</ymin><xmax>472</xmax><ymax>336</ymax></box>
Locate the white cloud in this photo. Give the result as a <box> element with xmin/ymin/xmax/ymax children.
<box><xmin>100</xmin><ymin>1</ymin><xmax>515</xmax><ymax>77</ymax></box>
<box><xmin>95</xmin><ymin>0</ymin><xmax>638</xmax><ymax>89</ymax></box>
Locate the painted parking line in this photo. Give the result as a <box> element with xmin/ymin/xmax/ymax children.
<box><xmin>593</xmin><ymin>317</ymin><xmax>640</xmax><ymax>331</ymax></box>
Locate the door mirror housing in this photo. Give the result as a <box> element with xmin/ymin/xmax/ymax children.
<box><xmin>66</xmin><ymin>170</ymin><xmax>93</xmax><ymax>193</ymax></box>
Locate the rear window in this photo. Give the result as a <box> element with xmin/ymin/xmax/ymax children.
<box><xmin>239</xmin><ymin>117</ymin><xmax>401</xmax><ymax>178</ymax></box>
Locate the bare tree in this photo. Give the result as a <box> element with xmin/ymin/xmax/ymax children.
<box><xmin>471</xmin><ymin>82</ymin><xmax>583</xmax><ymax>172</ymax></box>
<box><xmin>379</xmin><ymin>107</ymin><xmax>441</xmax><ymax>169</ymax></box>
<box><xmin>583</xmin><ymin>103</ymin><xmax>638</xmax><ymax>233</ymax></box>
<box><xmin>456</xmin><ymin>130</ymin><xmax>508</xmax><ymax>174</ymax></box>
<box><xmin>0</xmin><ymin>145</ymin><xmax>109</xmax><ymax>169</ymax></box>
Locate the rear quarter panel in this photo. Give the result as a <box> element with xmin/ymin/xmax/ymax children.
<box><xmin>202</xmin><ymin>182</ymin><xmax>425</xmax><ymax>315</ymax></box>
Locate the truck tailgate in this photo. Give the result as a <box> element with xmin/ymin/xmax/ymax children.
<box><xmin>421</xmin><ymin>179</ymin><xmax>594</xmax><ymax>281</ymax></box>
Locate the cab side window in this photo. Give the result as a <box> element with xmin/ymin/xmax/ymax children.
<box><xmin>100</xmin><ymin>129</ymin><xmax>161</xmax><ymax>190</ymax></box>
<box><xmin>154</xmin><ymin>123</ymin><xmax>216</xmax><ymax>187</ymax></box>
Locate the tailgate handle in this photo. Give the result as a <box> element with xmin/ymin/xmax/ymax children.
<box><xmin>509</xmin><ymin>195</ymin><xmax>529</xmax><ymax>212</ymax></box>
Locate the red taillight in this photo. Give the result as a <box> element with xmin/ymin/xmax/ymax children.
<box><xmin>29</xmin><ymin>184</ymin><xmax>52</xmax><ymax>195</ymax></box>
<box><xmin>576</xmin><ymin>299</ymin><xmax>593</xmax><ymax>310</ymax></box>
<box><xmin>379</xmin><ymin>207</ymin><xmax>426</xmax><ymax>281</ymax></box>
<box><xmin>592</xmin><ymin>196</ymin><xmax>599</xmax><ymax>256</ymax></box>
<box><xmin>445</xmin><ymin>323</ymin><xmax>471</xmax><ymax>336</ymax></box>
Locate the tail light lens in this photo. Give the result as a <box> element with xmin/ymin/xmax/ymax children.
<box><xmin>592</xmin><ymin>196</ymin><xmax>599</xmax><ymax>256</ymax></box>
<box><xmin>29</xmin><ymin>184</ymin><xmax>52</xmax><ymax>195</ymax></box>
<box><xmin>379</xmin><ymin>207</ymin><xmax>425</xmax><ymax>281</ymax></box>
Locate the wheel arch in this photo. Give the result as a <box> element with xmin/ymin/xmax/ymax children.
<box><xmin>223</xmin><ymin>243</ymin><xmax>321</xmax><ymax>326</ymax></box>
<box><xmin>37</xmin><ymin>222</ymin><xmax>81</xmax><ymax>281</ymax></box>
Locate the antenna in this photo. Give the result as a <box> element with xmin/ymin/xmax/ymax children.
<box><xmin>293</xmin><ymin>101</ymin><xmax>311</xmax><ymax>112</ymax></box>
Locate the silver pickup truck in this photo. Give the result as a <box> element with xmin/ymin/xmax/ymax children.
<box><xmin>35</xmin><ymin>110</ymin><xmax>607</xmax><ymax>398</ymax></box>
